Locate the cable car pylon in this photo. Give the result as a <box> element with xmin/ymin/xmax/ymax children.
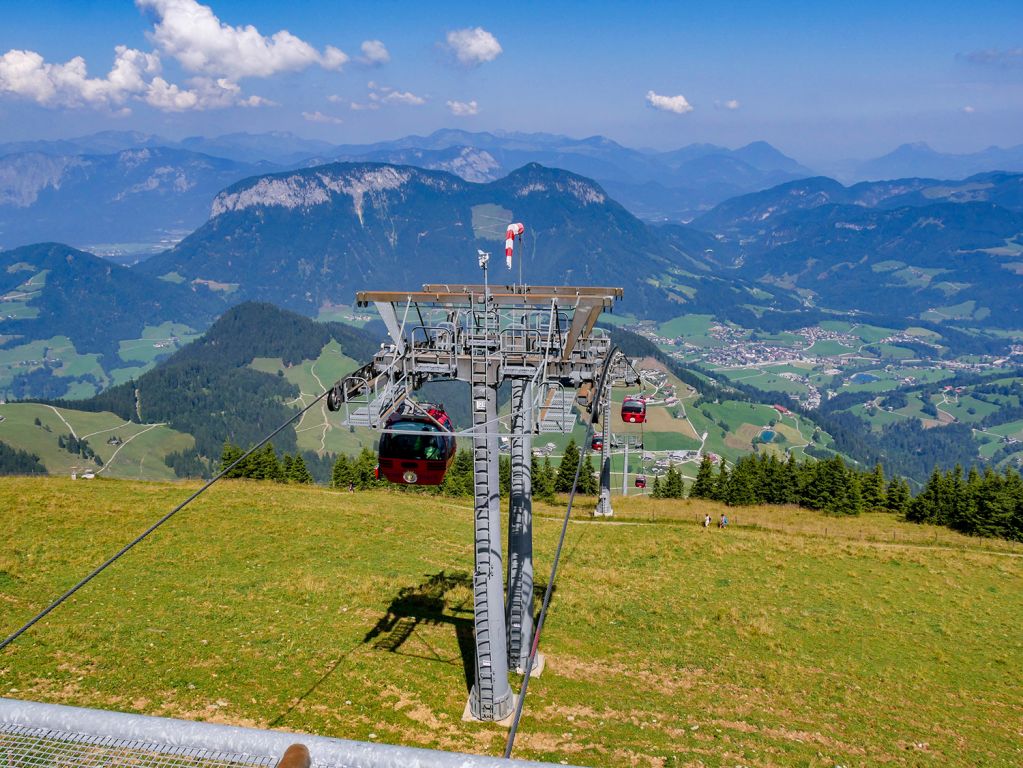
<box><xmin>324</xmin><ymin>249</ymin><xmax>624</xmax><ymax>722</ymax></box>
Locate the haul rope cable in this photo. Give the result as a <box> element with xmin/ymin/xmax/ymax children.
<box><xmin>504</xmin><ymin>345</ymin><xmax>619</xmax><ymax>759</ymax></box>
<box><xmin>0</xmin><ymin>389</ymin><xmax>332</xmax><ymax>654</ymax></box>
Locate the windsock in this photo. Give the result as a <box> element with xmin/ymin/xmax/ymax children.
<box><xmin>505</xmin><ymin>222</ymin><xmax>525</xmax><ymax>270</ymax></box>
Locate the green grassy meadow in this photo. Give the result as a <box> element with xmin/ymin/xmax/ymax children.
<box><xmin>2</xmin><ymin>478</ymin><xmax>1021</xmax><ymax>766</ymax></box>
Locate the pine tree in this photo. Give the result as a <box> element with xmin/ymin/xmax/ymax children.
<box><xmin>288</xmin><ymin>454</ymin><xmax>314</xmax><ymax>484</ymax></box>
<box><xmin>555</xmin><ymin>440</ymin><xmax>581</xmax><ymax>493</ymax></box>
<box><xmin>253</xmin><ymin>444</ymin><xmax>283</xmax><ymax>482</ymax></box>
<box><xmin>579</xmin><ymin>455</ymin><xmax>600</xmax><ymax>495</ymax></box>
<box><xmin>530</xmin><ymin>454</ymin><xmax>553</xmax><ymax>501</ymax></box>
<box><xmin>651</xmin><ymin>475</ymin><xmax>662</xmax><ymax>499</ymax></box>
<box><xmin>331</xmin><ymin>453</ymin><xmax>354</xmax><ymax>488</ymax></box>
<box><xmin>712</xmin><ymin>463</ymin><xmax>730</xmax><ymax>502</ymax></box>
<box><xmin>689</xmin><ymin>455</ymin><xmax>715</xmax><ymax>499</ymax></box>
<box><xmin>220</xmin><ymin>441</ymin><xmax>245</xmax><ymax>478</ymax></box>
<box><xmin>663</xmin><ymin>464</ymin><xmax>685</xmax><ymax>499</ymax></box>
<box><xmin>725</xmin><ymin>458</ymin><xmax>757</xmax><ymax>506</ymax></box>
<box><xmin>885</xmin><ymin>477</ymin><xmax>911</xmax><ymax>515</ymax></box>
<box><xmin>860</xmin><ymin>463</ymin><xmax>886</xmax><ymax>511</ymax></box>
<box><xmin>355</xmin><ymin>447</ymin><xmax>382</xmax><ymax>488</ymax></box>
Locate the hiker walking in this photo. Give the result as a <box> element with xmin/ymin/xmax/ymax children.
<box><xmin>703</xmin><ymin>514</ymin><xmax>711</xmax><ymax>529</ymax></box>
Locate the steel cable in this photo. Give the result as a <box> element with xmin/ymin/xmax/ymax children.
<box><xmin>0</xmin><ymin>390</ymin><xmax>331</xmax><ymax>654</ymax></box>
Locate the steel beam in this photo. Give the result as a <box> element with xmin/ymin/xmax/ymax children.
<box><xmin>468</xmin><ymin>367</ymin><xmax>514</xmax><ymax>722</ymax></box>
<box><xmin>507</xmin><ymin>380</ymin><xmax>537</xmax><ymax>674</ymax></box>
<box><xmin>594</xmin><ymin>395</ymin><xmax>614</xmax><ymax>517</ymax></box>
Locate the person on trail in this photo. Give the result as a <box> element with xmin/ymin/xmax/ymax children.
<box><xmin>718</xmin><ymin>513</ymin><xmax>729</xmax><ymax>528</ymax></box>
<box><xmin>703</xmin><ymin>514</ymin><xmax>711</xmax><ymax>529</ymax></box>
<box><xmin>348</xmin><ymin>480</ymin><xmax>355</xmax><ymax>492</ymax></box>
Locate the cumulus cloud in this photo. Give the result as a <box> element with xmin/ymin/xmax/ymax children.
<box><xmin>303</xmin><ymin>110</ymin><xmax>343</xmax><ymax>124</ymax></box>
<box><xmin>646</xmin><ymin>90</ymin><xmax>693</xmax><ymax>114</ymax></box>
<box><xmin>357</xmin><ymin>81</ymin><xmax>426</xmax><ymax>107</ymax></box>
<box><xmin>962</xmin><ymin>47</ymin><xmax>1023</xmax><ymax>67</ymax></box>
<box><xmin>444</xmin><ymin>27</ymin><xmax>502</xmax><ymax>66</ymax></box>
<box><xmin>136</xmin><ymin>0</ymin><xmax>348</xmax><ymax>79</ymax></box>
<box><xmin>0</xmin><ymin>46</ymin><xmax>160</xmax><ymax>108</ymax></box>
<box><xmin>962</xmin><ymin>105</ymin><xmax>976</xmax><ymax>114</ymax></box>
<box><xmin>715</xmin><ymin>98</ymin><xmax>740</xmax><ymax>110</ymax></box>
<box><xmin>358</xmin><ymin>39</ymin><xmax>390</xmax><ymax>66</ymax></box>
<box><xmin>446</xmin><ymin>99</ymin><xmax>478</xmax><ymax>116</ymax></box>
<box><xmin>145</xmin><ymin>75</ymin><xmax>272</xmax><ymax>111</ymax></box>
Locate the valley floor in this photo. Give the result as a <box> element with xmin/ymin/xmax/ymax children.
<box><xmin>1</xmin><ymin>478</ymin><xmax>1021</xmax><ymax>767</ymax></box>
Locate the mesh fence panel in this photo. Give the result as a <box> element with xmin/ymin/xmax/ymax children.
<box><xmin>0</xmin><ymin>724</ymin><xmax>277</xmax><ymax>768</ymax></box>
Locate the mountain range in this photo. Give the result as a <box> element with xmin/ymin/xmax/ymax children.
<box><xmin>136</xmin><ymin>161</ymin><xmax>798</xmax><ymax>321</ymax></box>
<box><xmin>4</xmin><ymin>129</ymin><xmax>1023</xmax><ymax>254</ymax></box>
<box><xmin>694</xmin><ymin>173</ymin><xmax>1023</xmax><ymax>327</ymax></box>
<box><xmin>0</xmin><ymin>147</ymin><xmax>271</xmax><ymax>252</ymax></box>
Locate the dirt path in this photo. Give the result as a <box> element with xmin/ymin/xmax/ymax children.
<box><xmin>96</xmin><ymin>423</ymin><xmax>165</xmax><ymax>474</ymax></box>
<box><xmin>46</xmin><ymin>405</ymin><xmax>77</xmax><ymax>439</ymax></box>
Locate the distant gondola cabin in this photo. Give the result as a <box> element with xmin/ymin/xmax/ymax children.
<box><xmin>377</xmin><ymin>407</ymin><xmax>455</xmax><ymax>485</ymax></box>
<box><xmin>634</xmin><ymin>474</ymin><xmax>647</xmax><ymax>489</ymax></box>
<box><xmin>621</xmin><ymin>397</ymin><xmax>646</xmax><ymax>424</ymax></box>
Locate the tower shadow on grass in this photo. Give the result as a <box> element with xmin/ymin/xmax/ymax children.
<box><xmin>364</xmin><ymin>570</ymin><xmax>554</xmax><ymax>693</ymax></box>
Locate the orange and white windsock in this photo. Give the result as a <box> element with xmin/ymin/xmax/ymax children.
<box><xmin>505</xmin><ymin>222</ymin><xmax>525</xmax><ymax>270</ymax></box>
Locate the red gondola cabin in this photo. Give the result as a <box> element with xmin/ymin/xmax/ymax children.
<box><xmin>634</xmin><ymin>474</ymin><xmax>647</xmax><ymax>489</ymax></box>
<box><xmin>377</xmin><ymin>407</ymin><xmax>456</xmax><ymax>485</ymax></box>
<box><xmin>621</xmin><ymin>397</ymin><xmax>646</xmax><ymax>424</ymax></box>
<box><xmin>591</xmin><ymin>435</ymin><xmax>603</xmax><ymax>451</ymax></box>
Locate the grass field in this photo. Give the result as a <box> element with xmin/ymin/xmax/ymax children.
<box><xmin>0</xmin><ymin>403</ymin><xmax>194</xmax><ymax>480</ymax></box>
<box><xmin>1</xmin><ymin>478</ymin><xmax>1021</xmax><ymax>766</ymax></box>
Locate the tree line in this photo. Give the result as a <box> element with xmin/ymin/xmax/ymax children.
<box><xmin>219</xmin><ymin>442</ymin><xmax>314</xmax><ymax>484</ymax></box>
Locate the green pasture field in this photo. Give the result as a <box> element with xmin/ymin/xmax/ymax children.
<box><xmin>250</xmin><ymin>340</ymin><xmax>364</xmax><ymax>455</ymax></box>
<box><xmin>0</xmin><ymin>403</ymin><xmax>193</xmax><ymax>480</ymax></box>
<box><xmin>118</xmin><ymin>322</ymin><xmax>199</xmax><ymax>365</ymax></box>
<box><xmin>656</xmin><ymin>314</ymin><xmax>716</xmax><ymax>341</ymax></box>
<box><xmin>1</xmin><ymin>479</ymin><xmax>1020</xmax><ymax>766</ymax></box>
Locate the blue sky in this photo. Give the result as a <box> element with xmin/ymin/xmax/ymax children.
<box><xmin>0</xmin><ymin>0</ymin><xmax>1020</xmax><ymax>164</ymax></box>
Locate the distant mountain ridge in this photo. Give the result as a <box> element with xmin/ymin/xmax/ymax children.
<box><xmin>0</xmin><ymin>147</ymin><xmax>273</xmax><ymax>252</ymax></box>
<box><xmin>697</xmin><ymin>172</ymin><xmax>1023</xmax><ymax>234</ymax></box>
<box><xmin>851</xmin><ymin>142</ymin><xmax>1023</xmax><ymax>182</ymax></box>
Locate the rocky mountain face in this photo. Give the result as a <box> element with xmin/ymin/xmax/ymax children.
<box><xmin>137</xmin><ymin>161</ymin><xmax>800</xmax><ymax>322</ymax></box>
<box><xmin>0</xmin><ymin>148</ymin><xmax>271</xmax><ymax>251</ymax></box>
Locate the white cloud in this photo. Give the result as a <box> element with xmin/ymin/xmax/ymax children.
<box><xmin>717</xmin><ymin>98</ymin><xmax>740</xmax><ymax>110</ymax></box>
<box><xmin>360</xmin><ymin>81</ymin><xmax>425</xmax><ymax>107</ymax></box>
<box><xmin>962</xmin><ymin>105</ymin><xmax>976</xmax><ymax>114</ymax></box>
<box><xmin>646</xmin><ymin>90</ymin><xmax>693</xmax><ymax>115</ymax></box>
<box><xmin>444</xmin><ymin>27</ymin><xmax>502</xmax><ymax>66</ymax></box>
<box><xmin>446</xmin><ymin>99</ymin><xmax>478</xmax><ymax>116</ymax></box>
<box><xmin>327</xmin><ymin>93</ymin><xmax>344</xmax><ymax>103</ymax></box>
<box><xmin>145</xmin><ymin>75</ymin><xmax>273</xmax><ymax>111</ymax></box>
<box><xmin>303</xmin><ymin>110</ymin><xmax>343</xmax><ymax>124</ymax></box>
<box><xmin>358</xmin><ymin>39</ymin><xmax>390</xmax><ymax>66</ymax></box>
<box><xmin>349</xmin><ymin>100</ymin><xmax>379</xmax><ymax>111</ymax></box>
<box><xmin>0</xmin><ymin>46</ymin><xmax>160</xmax><ymax>109</ymax></box>
<box><xmin>136</xmin><ymin>0</ymin><xmax>348</xmax><ymax>79</ymax></box>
